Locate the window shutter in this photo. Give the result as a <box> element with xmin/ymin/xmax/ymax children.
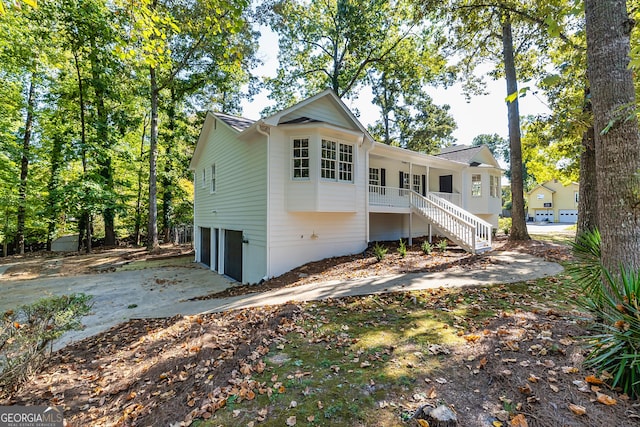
<box><xmin>381</xmin><ymin>168</ymin><xmax>386</xmax><ymax>186</ymax></box>
<box><xmin>422</xmin><ymin>175</ymin><xmax>426</xmax><ymax>196</ymax></box>
<box><xmin>399</xmin><ymin>171</ymin><xmax>404</xmax><ymax>189</ymax></box>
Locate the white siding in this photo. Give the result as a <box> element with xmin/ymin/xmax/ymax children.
<box><xmin>280</xmin><ymin>97</ymin><xmax>352</xmax><ymax>129</ymax></box>
<box><xmin>193</xmin><ymin>119</ymin><xmax>267</xmax><ymax>284</ymax></box>
<box><xmin>267</xmin><ymin>126</ymin><xmax>368</xmax><ymax>278</ymax></box>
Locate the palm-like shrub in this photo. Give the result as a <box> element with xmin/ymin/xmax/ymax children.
<box><xmin>571</xmin><ymin>228</ymin><xmax>640</xmax><ymax>398</ymax></box>
<box><xmin>372</xmin><ymin>242</ymin><xmax>388</xmax><ymax>262</ymax></box>
<box><xmin>568</xmin><ymin>228</ymin><xmax>603</xmax><ymax>298</ymax></box>
<box><xmin>398</xmin><ymin>239</ymin><xmax>407</xmax><ymax>258</ymax></box>
<box><xmin>583</xmin><ymin>268</ymin><xmax>640</xmax><ymax>398</ymax></box>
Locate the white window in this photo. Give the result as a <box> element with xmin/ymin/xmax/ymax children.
<box><xmin>321</xmin><ymin>139</ymin><xmax>336</xmax><ymax>180</ymax></box>
<box><xmin>339</xmin><ymin>144</ymin><xmax>353</xmax><ymax>182</ymax></box>
<box><xmin>369</xmin><ymin>168</ymin><xmax>380</xmax><ymax>186</ymax></box>
<box><xmin>472</xmin><ymin>174</ymin><xmax>482</xmax><ymax>197</ymax></box>
<box><xmin>413</xmin><ymin>174</ymin><xmax>421</xmax><ymax>194</ymax></box>
<box><xmin>210</xmin><ymin>164</ymin><xmax>216</xmax><ymax>193</ymax></box>
<box><xmin>201</xmin><ymin>168</ymin><xmax>206</xmax><ymax>188</ymax></box>
<box><xmin>490</xmin><ymin>175</ymin><xmax>500</xmax><ymax>198</ymax></box>
<box><xmin>321</xmin><ymin>139</ymin><xmax>353</xmax><ymax>182</ymax></box>
<box><xmin>292</xmin><ymin>138</ymin><xmax>310</xmax><ymax>179</ymax></box>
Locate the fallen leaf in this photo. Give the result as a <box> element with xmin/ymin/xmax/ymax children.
<box><xmin>549</xmin><ymin>384</ymin><xmax>559</xmax><ymax>393</ymax></box>
<box><xmin>568</xmin><ymin>403</ymin><xmax>586</xmax><ymax>415</ymax></box>
<box><xmin>417</xmin><ymin>420</ymin><xmax>430</xmax><ymax>427</ymax></box>
<box><xmin>510</xmin><ymin>413</ymin><xmax>528</xmax><ymax>427</ymax></box>
<box><xmin>427</xmin><ymin>386</ymin><xmax>437</xmax><ymax>399</ymax></box>
<box><xmin>307</xmin><ymin>415</ymin><xmax>315</xmax><ymax>422</ymax></box>
<box><xmin>561</xmin><ymin>366</ymin><xmax>578</xmax><ymax>374</ymax></box>
<box><xmin>585</xmin><ymin>375</ymin><xmax>604</xmax><ymax>385</ymax></box>
<box><xmin>518</xmin><ymin>384</ymin><xmax>532</xmax><ymax>395</ymax></box>
<box><xmin>286</xmin><ymin>415</ymin><xmax>297</xmax><ymax>426</ymax></box>
<box><xmin>464</xmin><ymin>334</ymin><xmax>482</xmax><ymax>343</ymax></box>
<box><xmin>435</xmin><ymin>378</ymin><xmax>448</xmax><ymax>384</ymax></box>
<box><xmin>493</xmin><ymin>421</ymin><xmax>503</xmax><ymax>427</ymax></box>
<box><xmin>317</xmin><ymin>400</ymin><xmax>323</xmax><ymax>409</ymax></box>
<box><xmin>289</xmin><ymin>400</ymin><xmax>297</xmax><ymax>408</ymax></box>
<box><xmin>596</xmin><ymin>392</ymin><xmax>617</xmax><ymax>406</ymax></box>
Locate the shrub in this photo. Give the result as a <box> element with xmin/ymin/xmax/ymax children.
<box><xmin>582</xmin><ymin>268</ymin><xmax>640</xmax><ymax>398</ymax></box>
<box><xmin>0</xmin><ymin>293</ymin><xmax>92</xmax><ymax>395</ymax></box>
<box><xmin>498</xmin><ymin>217</ymin><xmax>512</xmax><ymax>235</ymax></box>
<box><xmin>436</xmin><ymin>239</ymin><xmax>448</xmax><ymax>252</ymax></box>
<box><xmin>398</xmin><ymin>239</ymin><xmax>407</xmax><ymax>258</ymax></box>
<box><xmin>421</xmin><ymin>240</ymin><xmax>433</xmax><ymax>255</ymax></box>
<box><xmin>570</xmin><ymin>228</ymin><xmax>640</xmax><ymax>398</ymax></box>
<box><xmin>372</xmin><ymin>242</ymin><xmax>388</xmax><ymax>262</ymax></box>
<box><xmin>568</xmin><ymin>228</ymin><xmax>603</xmax><ymax>299</ymax></box>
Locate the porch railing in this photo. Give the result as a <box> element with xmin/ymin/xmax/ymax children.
<box><xmin>368</xmin><ymin>185</ymin><xmax>492</xmax><ymax>253</ymax></box>
<box><xmin>369</xmin><ymin>185</ymin><xmax>410</xmax><ymax>208</ymax></box>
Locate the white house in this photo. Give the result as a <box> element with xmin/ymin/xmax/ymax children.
<box><xmin>189</xmin><ymin>90</ymin><xmax>502</xmax><ymax>283</ymax></box>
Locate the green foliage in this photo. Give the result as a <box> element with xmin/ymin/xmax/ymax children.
<box><xmin>421</xmin><ymin>240</ymin><xmax>433</xmax><ymax>255</ymax></box>
<box><xmin>568</xmin><ymin>228</ymin><xmax>603</xmax><ymax>298</ymax></box>
<box><xmin>582</xmin><ymin>268</ymin><xmax>640</xmax><ymax>399</ymax></box>
<box><xmin>0</xmin><ymin>294</ymin><xmax>93</xmax><ymax>395</ymax></box>
<box><xmin>436</xmin><ymin>239</ymin><xmax>448</xmax><ymax>252</ymax></box>
<box><xmin>472</xmin><ymin>133</ymin><xmax>508</xmax><ymax>163</ymax></box>
<box><xmin>499</xmin><ymin>217</ymin><xmax>512</xmax><ymax>235</ymax></box>
<box><xmin>372</xmin><ymin>242</ymin><xmax>388</xmax><ymax>262</ymax></box>
<box><xmin>397</xmin><ymin>238</ymin><xmax>406</xmax><ymax>258</ymax></box>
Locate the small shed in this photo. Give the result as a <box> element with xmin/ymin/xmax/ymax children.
<box><xmin>51</xmin><ymin>235</ymin><xmax>79</xmax><ymax>252</ymax></box>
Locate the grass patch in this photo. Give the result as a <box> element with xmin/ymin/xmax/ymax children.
<box><xmin>198</xmin><ymin>274</ymin><xmax>585</xmax><ymax>426</ymax></box>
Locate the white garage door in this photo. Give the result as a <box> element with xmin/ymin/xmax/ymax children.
<box><xmin>558</xmin><ymin>209</ymin><xmax>578</xmax><ymax>223</ymax></box>
<box><xmin>535</xmin><ymin>210</ymin><xmax>554</xmax><ymax>222</ymax></box>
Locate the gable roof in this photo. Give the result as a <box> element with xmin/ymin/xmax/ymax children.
<box><xmin>214</xmin><ymin>112</ymin><xmax>254</xmax><ymax>132</ymax></box>
<box><xmin>190</xmin><ymin>111</ymin><xmax>254</xmax><ymax>170</ymax></box>
<box><xmin>529</xmin><ymin>184</ymin><xmax>556</xmax><ymax>194</ymax></box>
<box><xmin>436</xmin><ymin>144</ymin><xmax>500</xmax><ymax>168</ymax></box>
<box><xmin>254</xmin><ymin>89</ymin><xmax>374</xmax><ymax>142</ymax></box>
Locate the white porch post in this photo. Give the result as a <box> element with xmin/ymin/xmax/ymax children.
<box><xmin>409</xmin><ymin>212</ymin><xmax>413</xmax><ymax>246</ymax></box>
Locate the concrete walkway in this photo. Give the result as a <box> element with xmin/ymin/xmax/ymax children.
<box><xmin>194</xmin><ymin>251</ymin><xmax>563</xmax><ymax>315</ymax></box>
<box><xmin>0</xmin><ymin>251</ymin><xmax>563</xmax><ymax>349</ymax></box>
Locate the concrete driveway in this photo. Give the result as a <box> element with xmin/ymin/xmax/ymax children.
<box><xmin>0</xmin><ymin>250</ymin><xmax>563</xmax><ymax>350</ymax></box>
<box><xmin>527</xmin><ymin>222</ymin><xmax>576</xmax><ymax>234</ymax></box>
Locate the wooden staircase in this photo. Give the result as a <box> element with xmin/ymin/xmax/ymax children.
<box><xmin>409</xmin><ymin>192</ymin><xmax>492</xmax><ymax>254</ymax></box>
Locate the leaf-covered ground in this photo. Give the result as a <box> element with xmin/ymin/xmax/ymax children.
<box><xmin>4</xmin><ymin>237</ymin><xmax>639</xmax><ymax>426</ymax></box>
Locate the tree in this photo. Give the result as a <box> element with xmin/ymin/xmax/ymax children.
<box><xmin>118</xmin><ymin>0</ymin><xmax>252</xmax><ymax>250</ymax></box>
<box><xmin>585</xmin><ymin>0</ymin><xmax>640</xmax><ymax>273</ymax></box>
<box><xmin>261</xmin><ymin>0</ymin><xmax>420</xmax><ymax>107</ymax></box>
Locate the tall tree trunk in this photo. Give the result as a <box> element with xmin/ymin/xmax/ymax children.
<box><xmin>147</xmin><ymin>65</ymin><xmax>159</xmax><ymax>250</ymax></box>
<box><xmin>16</xmin><ymin>72</ymin><xmax>36</xmax><ymax>255</ymax></box>
<box><xmin>577</xmin><ymin>88</ymin><xmax>597</xmax><ymax>236</ymax></box>
<box><xmin>134</xmin><ymin>115</ymin><xmax>148</xmax><ymax>246</ymax></box>
<box><xmin>501</xmin><ymin>14</ymin><xmax>530</xmax><ymax>241</ymax></box>
<box><xmin>45</xmin><ymin>134</ymin><xmax>64</xmax><ymax>251</ymax></box>
<box><xmin>74</xmin><ymin>50</ymin><xmax>91</xmax><ymax>253</ymax></box>
<box><xmin>585</xmin><ymin>0</ymin><xmax>640</xmax><ymax>273</ymax></box>
<box><xmin>162</xmin><ymin>87</ymin><xmax>176</xmax><ymax>243</ymax></box>
<box><xmin>89</xmin><ymin>37</ymin><xmax>116</xmax><ymax>246</ymax></box>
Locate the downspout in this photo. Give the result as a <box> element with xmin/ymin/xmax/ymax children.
<box><xmin>256</xmin><ymin>123</ymin><xmax>271</xmax><ymax>279</ymax></box>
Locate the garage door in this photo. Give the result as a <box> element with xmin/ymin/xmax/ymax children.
<box><xmin>535</xmin><ymin>210</ymin><xmax>554</xmax><ymax>222</ymax></box>
<box><xmin>558</xmin><ymin>209</ymin><xmax>578</xmax><ymax>223</ymax></box>
<box><xmin>200</xmin><ymin>227</ymin><xmax>211</xmax><ymax>267</ymax></box>
<box><xmin>224</xmin><ymin>230</ymin><xmax>243</xmax><ymax>282</ymax></box>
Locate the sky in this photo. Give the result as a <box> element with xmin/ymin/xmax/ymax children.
<box><xmin>240</xmin><ymin>27</ymin><xmax>551</xmax><ymax>146</ymax></box>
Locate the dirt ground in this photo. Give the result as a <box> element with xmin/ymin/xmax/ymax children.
<box><xmin>0</xmin><ymin>245</ymin><xmax>194</xmax><ymax>280</ymax></box>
